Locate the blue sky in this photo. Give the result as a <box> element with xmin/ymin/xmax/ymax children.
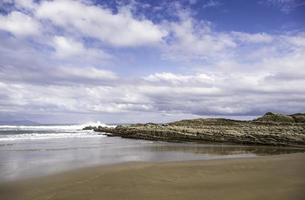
<box><xmin>0</xmin><ymin>0</ymin><xmax>305</xmax><ymax>124</ymax></box>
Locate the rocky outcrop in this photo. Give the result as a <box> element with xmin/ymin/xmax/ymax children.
<box><xmin>86</xmin><ymin>113</ymin><xmax>305</xmax><ymax>147</ymax></box>
<box><xmin>254</xmin><ymin>112</ymin><xmax>305</xmax><ymax>123</ymax></box>
<box><xmin>290</xmin><ymin>113</ymin><xmax>305</xmax><ymax>123</ymax></box>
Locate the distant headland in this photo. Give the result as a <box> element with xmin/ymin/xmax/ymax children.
<box><xmin>84</xmin><ymin>112</ymin><xmax>305</xmax><ymax>147</ymax></box>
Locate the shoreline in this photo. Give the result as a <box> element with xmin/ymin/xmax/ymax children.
<box><xmin>1</xmin><ymin>153</ymin><xmax>305</xmax><ymax>200</ymax></box>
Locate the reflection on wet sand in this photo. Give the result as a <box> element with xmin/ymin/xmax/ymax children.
<box><xmin>138</xmin><ymin>143</ymin><xmax>305</xmax><ymax>156</ymax></box>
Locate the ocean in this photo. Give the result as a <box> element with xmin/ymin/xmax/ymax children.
<box><xmin>0</xmin><ymin>123</ymin><xmax>302</xmax><ymax>182</ymax></box>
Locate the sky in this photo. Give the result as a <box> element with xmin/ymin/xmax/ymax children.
<box><xmin>0</xmin><ymin>0</ymin><xmax>305</xmax><ymax>124</ymax></box>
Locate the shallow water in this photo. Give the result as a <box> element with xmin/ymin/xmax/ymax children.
<box><xmin>0</xmin><ymin>125</ymin><xmax>303</xmax><ymax>182</ymax></box>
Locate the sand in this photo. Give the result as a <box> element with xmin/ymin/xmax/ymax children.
<box><xmin>1</xmin><ymin>153</ymin><xmax>305</xmax><ymax>200</ymax></box>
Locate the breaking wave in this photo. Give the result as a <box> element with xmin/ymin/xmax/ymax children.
<box><xmin>0</xmin><ymin>122</ymin><xmax>114</xmax><ymax>141</ymax></box>
<box><xmin>0</xmin><ymin>121</ymin><xmax>115</xmax><ymax>131</ymax></box>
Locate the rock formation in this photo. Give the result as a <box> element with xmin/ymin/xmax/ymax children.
<box><xmin>85</xmin><ymin>113</ymin><xmax>305</xmax><ymax>147</ymax></box>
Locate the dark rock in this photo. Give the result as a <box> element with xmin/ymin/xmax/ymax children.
<box><xmin>82</xmin><ymin>126</ymin><xmax>95</xmax><ymax>130</ymax></box>
<box><xmin>92</xmin><ymin>112</ymin><xmax>305</xmax><ymax>147</ymax></box>
<box><xmin>290</xmin><ymin>113</ymin><xmax>305</xmax><ymax>123</ymax></box>
<box><xmin>254</xmin><ymin>112</ymin><xmax>295</xmax><ymax>123</ymax></box>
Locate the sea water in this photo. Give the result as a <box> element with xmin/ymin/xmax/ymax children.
<box><xmin>0</xmin><ymin>123</ymin><xmax>303</xmax><ymax>182</ymax></box>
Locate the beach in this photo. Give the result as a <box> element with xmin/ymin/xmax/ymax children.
<box><xmin>1</xmin><ymin>153</ymin><xmax>304</xmax><ymax>200</ymax></box>
<box><xmin>1</xmin><ymin>0</ymin><xmax>305</xmax><ymax>199</ymax></box>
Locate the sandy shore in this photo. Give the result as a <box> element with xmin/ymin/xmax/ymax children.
<box><xmin>1</xmin><ymin>153</ymin><xmax>305</xmax><ymax>200</ymax></box>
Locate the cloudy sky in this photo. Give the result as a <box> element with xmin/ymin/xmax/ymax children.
<box><xmin>0</xmin><ymin>0</ymin><xmax>305</xmax><ymax>124</ymax></box>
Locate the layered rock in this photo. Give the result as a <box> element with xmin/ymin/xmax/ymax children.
<box><xmin>86</xmin><ymin>113</ymin><xmax>305</xmax><ymax>147</ymax></box>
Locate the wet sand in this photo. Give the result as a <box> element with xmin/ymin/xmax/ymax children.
<box><xmin>1</xmin><ymin>153</ymin><xmax>305</xmax><ymax>200</ymax></box>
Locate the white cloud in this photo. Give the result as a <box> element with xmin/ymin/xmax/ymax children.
<box><xmin>54</xmin><ymin>66</ymin><xmax>118</xmax><ymax>81</ymax></box>
<box><xmin>1</xmin><ymin>63</ymin><xmax>305</xmax><ymax>121</ymax></box>
<box><xmin>35</xmin><ymin>1</ymin><xmax>167</xmax><ymax>47</ymax></box>
<box><xmin>1</xmin><ymin>0</ymin><xmax>305</xmax><ymax>122</ymax></box>
<box><xmin>52</xmin><ymin>36</ymin><xmax>85</xmax><ymax>58</ymax></box>
<box><xmin>144</xmin><ymin>72</ymin><xmax>214</xmax><ymax>85</ymax></box>
<box><xmin>51</xmin><ymin>36</ymin><xmax>111</xmax><ymax>60</ymax></box>
<box><xmin>0</xmin><ymin>65</ymin><xmax>118</xmax><ymax>85</ymax></box>
<box><xmin>0</xmin><ymin>11</ymin><xmax>40</xmax><ymax>36</ymax></box>
<box><xmin>232</xmin><ymin>32</ymin><xmax>274</xmax><ymax>43</ymax></box>
<box><xmin>145</xmin><ymin>73</ymin><xmax>192</xmax><ymax>83</ymax></box>
<box><xmin>14</xmin><ymin>0</ymin><xmax>37</xmax><ymax>10</ymax></box>
<box><xmin>283</xmin><ymin>34</ymin><xmax>305</xmax><ymax>47</ymax></box>
<box><xmin>202</xmin><ymin>0</ymin><xmax>222</xmax><ymax>8</ymax></box>
<box><xmin>263</xmin><ymin>0</ymin><xmax>305</xmax><ymax>13</ymax></box>
<box><xmin>139</xmin><ymin>70</ymin><xmax>305</xmax><ymax>115</ymax></box>
<box><xmin>162</xmin><ymin>13</ymin><xmax>236</xmax><ymax>60</ymax></box>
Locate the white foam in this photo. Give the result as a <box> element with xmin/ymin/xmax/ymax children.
<box><xmin>0</xmin><ymin>131</ymin><xmax>106</xmax><ymax>141</ymax></box>
<box><xmin>0</xmin><ymin>122</ymin><xmax>113</xmax><ymax>141</ymax></box>
<box><xmin>0</xmin><ymin>121</ymin><xmax>116</xmax><ymax>131</ymax></box>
